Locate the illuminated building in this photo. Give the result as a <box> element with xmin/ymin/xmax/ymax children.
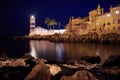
<box><xmin>66</xmin><ymin>4</ymin><xmax>120</xmax><ymax>34</ymax></box>
<box><xmin>29</xmin><ymin>15</ymin><xmax>65</xmax><ymax>36</ymax></box>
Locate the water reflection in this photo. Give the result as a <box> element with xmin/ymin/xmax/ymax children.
<box><xmin>29</xmin><ymin>40</ymin><xmax>66</xmax><ymax>61</ymax></box>
<box><xmin>29</xmin><ymin>40</ymin><xmax>120</xmax><ymax>63</ymax></box>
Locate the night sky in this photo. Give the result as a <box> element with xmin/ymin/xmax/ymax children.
<box><xmin>0</xmin><ymin>0</ymin><xmax>120</xmax><ymax>37</ymax></box>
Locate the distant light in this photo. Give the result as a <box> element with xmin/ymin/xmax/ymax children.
<box><xmin>116</xmin><ymin>10</ymin><xmax>119</xmax><ymax>14</ymax></box>
<box><xmin>107</xmin><ymin>14</ymin><xmax>110</xmax><ymax>17</ymax></box>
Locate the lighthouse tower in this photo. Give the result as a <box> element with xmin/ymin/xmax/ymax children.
<box><xmin>30</xmin><ymin>15</ymin><xmax>36</xmax><ymax>29</ymax></box>
<box><xmin>29</xmin><ymin>15</ymin><xmax>36</xmax><ymax>36</ymax></box>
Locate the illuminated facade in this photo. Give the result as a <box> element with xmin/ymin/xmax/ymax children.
<box><xmin>29</xmin><ymin>16</ymin><xmax>65</xmax><ymax>36</ymax></box>
<box><xmin>66</xmin><ymin>4</ymin><xmax>120</xmax><ymax>34</ymax></box>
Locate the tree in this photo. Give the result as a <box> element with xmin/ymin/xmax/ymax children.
<box><xmin>44</xmin><ymin>17</ymin><xmax>57</xmax><ymax>31</ymax></box>
<box><xmin>50</xmin><ymin>19</ymin><xmax>57</xmax><ymax>30</ymax></box>
<box><xmin>44</xmin><ymin>17</ymin><xmax>51</xmax><ymax>30</ymax></box>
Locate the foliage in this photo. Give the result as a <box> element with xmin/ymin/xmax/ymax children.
<box><xmin>44</xmin><ymin>17</ymin><xmax>57</xmax><ymax>30</ymax></box>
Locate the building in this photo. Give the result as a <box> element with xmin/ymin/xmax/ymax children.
<box><xmin>66</xmin><ymin>4</ymin><xmax>120</xmax><ymax>34</ymax></box>
<box><xmin>29</xmin><ymin>16</ymin><xmax>66</xmax><ymax>36</ymax></box>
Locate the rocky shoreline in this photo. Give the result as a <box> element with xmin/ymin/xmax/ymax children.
<box><xmin>15</xmin><ymin>32</ymin><xmax>120</xmax><ymax>44</ymax></box>
<box><xmin>0</xmin><ymin>52</ymin><xmax>120</xmax><ymax>80</ymax></box>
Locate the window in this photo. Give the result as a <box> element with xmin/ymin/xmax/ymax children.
<box><xmin>107</xmin><ymin>23</ymin><xmax>110</xmax><ymax>25</ymax></box>
<box><xmin>107</xmin><ymin>14</ymin><xmax>110</xmax><ymax>17</ymax></box>
<box><xmin>118</xmin><ymin>19</ymin><xmax>120</xmax><ymax>24</ymax></box>
<box><xmin>116</xmin><ymin>10</ymin><xmax>119</xmax><ymax>14</ymax></box>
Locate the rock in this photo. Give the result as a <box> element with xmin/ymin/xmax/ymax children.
<box><xmin>0</xmin><ymin>51</ymin><xmax>9</xmax><ymax>60</ymax></box>
<box><xmin>67</xmin><ymin>60</ymin><xmax>79</xmax><ymax>65</ymax></box>
<box><xmin>48</xmin><ymin>64</ymin><xmax>61</xmax><ymax>76</ymax></box>
<box><xmin>0</xmin><ymin>66</ymin><xmax>31</xmax><ymax>80</ymax></box>
<box><xmin>103</xmin><ymin>55</ymin><xmax>120</xmax><ymax>67</ymax></box>
<box><xmin>25</xmin><ymin>58</ymin><xmax>36</xmax><ymax>68</ymax></box>
<box><xmin>22</xmin><ymin>53</ymin><xmax>34</xmax><ymax>59</ymax></box>
<box><xmin>80</xmin><ymin>56</ymin><xmax>101</xmax><ymax>64</ymax></box>
<box><xmin>97</xmin><ymin>67</ymin><xmax>120</xmax><ymax>80</ymax></box>
<box><xmin>12</xmin><ymin>59</ymin><xmax>26</xmax><ymax>67</ymax></box>
<box><xmin>35</xmin><ymin>59</ymin><xmax>47</xmax><ymax>64</ymax></box>
<box><xmin>0</xmin><ymin>59</ymin><xmax>26</xmax><ymax>68</ymax></box>
<box><xmin>61</xmin><ymin>70</ymin><xmax>99</xmax><ymax>80</ymax></box>
<box><xmin>25</xmin><ymin>63</ymin><xmax>51</xmax><ymax>80</ymax></box>
<box><xmin>98</xmin><ymin>67</ymin><xmax>120</xmax><ymax>75</ymax></box>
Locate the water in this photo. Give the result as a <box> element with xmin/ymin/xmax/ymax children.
<box><xmin>1</xmin><ymin>40</ymin><xmax>120</xmax><ymax>63</ymax></box>
<box><xmin>29</xmin><ymin>40</ymin><xmax>120</xmax><ymax>63</ymax></box>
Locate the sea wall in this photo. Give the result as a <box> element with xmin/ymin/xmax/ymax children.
<box><xmin>19</xmin><ymin>32</ymin><xmax>120</xmax><ymax>44</ymax></box>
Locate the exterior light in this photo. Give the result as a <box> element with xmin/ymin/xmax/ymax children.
<box><xmin>31</xmin><ymin>15</ymin><xmax>35</xmax><ymax>18</ymax></box>
<box><xmin>107</xmin><ymin>14</ymin><xmax>110</xmax><ymax>17</ymax></box>
<box><xmin>116</xmin><ymin>10</ymin><xmax>119</xmax><ymax>14</ymax></box>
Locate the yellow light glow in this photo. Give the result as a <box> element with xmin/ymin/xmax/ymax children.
<box><xmin>116</xmin><ymin>10</ymin><xmax>119</xmax><ymax>14</ymax></box>
<box><xmin>107</xmin><ymin>14</ymin><xmax>110</xmax><ymax>17</ymax></box>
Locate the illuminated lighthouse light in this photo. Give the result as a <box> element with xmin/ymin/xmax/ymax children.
<box><xmin>29</xmin><ymin>14</ymin><xmax>36</xmax><ymax>34</ymax></box>
<box><xmin>31</xmin><ymin>15</ymin><xmax>35</xmax><ymax>18</ymax></box>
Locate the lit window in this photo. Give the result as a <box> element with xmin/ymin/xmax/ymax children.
<box><xmin>107</xmin><ymin>14</ymin><xmax>110</xmax><ymax>17</ymax></box>
<box><xmin>116</xmin><ymin>10</ymin><xmax>119</xmax><ymax>14</ymax></box>
<box><xmin>96</xmin><ymin>22</ymin><xmax>99</xmax><ymax>25</ymax></box>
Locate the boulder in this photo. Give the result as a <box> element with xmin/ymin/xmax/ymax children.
<box><xmin>97</xmin><ymin>67</ymin><xmax>120</xmax><ymax>80</ymax></box>
<box><xmin>22</xmin><ymin>53</ymin><xmax>34</xmax><ymax>59</ymax></box>
<box><xmin>0</xmin><ymin>51</ymin><xmax>9</xmax><ymax>60</ymax></box>
<box><xmin>103</xmin><ymin>55</ymin><xmax>120</xmax><ymax>67</ymax></box>
<box><xmin>25</xmin><ymin>63</ymin><xmax>51</xmax><ymax>80</ymax></box>
<box><xmin>0</xmin><ymin>59</ymin><xmax>26</xmax><ymax>68</ymax></box>
<box><xmin>0</xmin><ymin>66</ymin><xmax>31</xmax><ymax>80</ymax></box>
<box><xmin>61</xmin><ymin>70</ymin><xmax>99</xmax><ymax>80</ymax></box>
<box><xmin>80</xmin><ymin>56</ymin><xmax>101</xmax><ymax>64</ymax></box>
<box><xmin>48</xmin><ymin>64</ymin><xmax>61</xmax><ymax>76</ymax></box>
<box><xmin>67</xmin><ymin>60</ymin><xmax>79</xmax><ymax>65</ymax></box>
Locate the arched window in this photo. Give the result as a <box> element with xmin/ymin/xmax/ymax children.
<box><xmin>107</xmin><ymin>23</ymin><xmax>110</xmax><ymax>25</ymax></box>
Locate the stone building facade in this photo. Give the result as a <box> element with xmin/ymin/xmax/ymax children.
<box><xmin>66</xmin><ymin>4</ymin><xmax>120</xmax><ymax>34</ymax></box>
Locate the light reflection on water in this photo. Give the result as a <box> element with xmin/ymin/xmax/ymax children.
<box><xmin>29</xmin><ymin>40</ymin><xmax>120</xmax><ymax>63</ymax></box>
<box><xmin>29</xmin><ymin>40</ymin><xmax>66</xmax><ymax>61</ymax></box>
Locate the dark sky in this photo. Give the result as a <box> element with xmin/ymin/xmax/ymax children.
<box><xmin>0</xmin><ymin>0</ymin><xmax>120</xmax><ymax>37</ymax></box>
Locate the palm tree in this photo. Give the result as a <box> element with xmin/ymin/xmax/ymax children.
<box><xmin>44</xmin><ymin>17</ymin><xmax>51</xmax><ymax>30</ymax></box>
<box><xmin>44</xmin><ymin>17</ymin><xmax>58</xmax><ymax>32</ymax></box>
<box><xmin>50</xmin><ymin>19</ymin><xmax>57</xmax><ymax>30</ymax></box>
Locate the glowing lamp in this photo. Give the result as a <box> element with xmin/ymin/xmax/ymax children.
<box><xmin>31</xmin><ymin>15</ymin><xmax>35</xmax><ymax>18</ymax></box>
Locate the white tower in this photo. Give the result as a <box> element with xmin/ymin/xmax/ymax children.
<box><xmin>29</xmin><ymin>15</ymin><xmax>36</xmax><ymax>36</ymax></box>
<box><xmin>30</xmin><ymin>15</ymin><xmax>36</xmax><ymax>29</ymax></box>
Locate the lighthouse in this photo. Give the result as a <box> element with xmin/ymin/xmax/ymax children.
<box><xmin>29</xmin><ymin>15</ymin><xmax>36</xmax><ymax>36</ymax></box>
<box><xmin>30</xmin><ymin>15</ymin><xmax>36</xmax><ymax>29</ymax></box>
